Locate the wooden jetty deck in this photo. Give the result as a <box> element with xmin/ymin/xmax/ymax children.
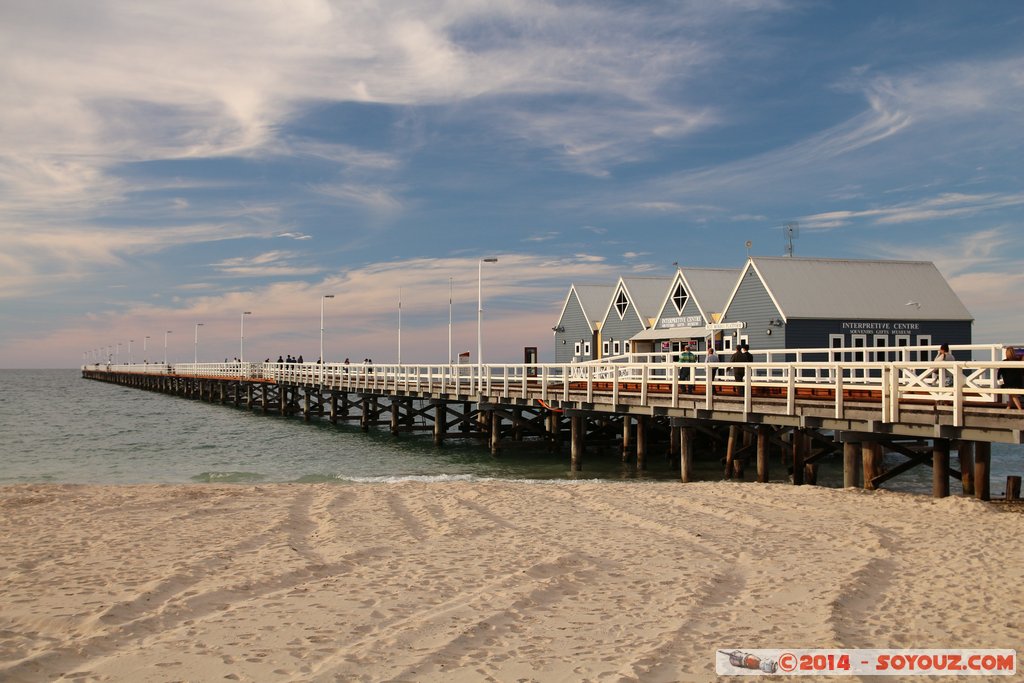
<box><xmin>81</xmin><ymin>344</ymin><xmax>1024</xmax><ymax>500</ymax></box>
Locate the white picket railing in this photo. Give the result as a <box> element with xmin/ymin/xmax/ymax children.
<box><xmin>88</xmin><ymin>352</ymin><xmax>1024</xmax><ymax>429</ymax></box>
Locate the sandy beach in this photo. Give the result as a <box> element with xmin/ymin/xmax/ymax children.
<box><xmin>0</xmin><ymin>482</ymin><xmax>1020</xmax><ymax>682</ymax></box>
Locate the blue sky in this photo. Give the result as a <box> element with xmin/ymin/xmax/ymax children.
<box><xmin>2</xmin><ymin>1</ymin><xmax>1023</xmax><ymax>367</ymax></box>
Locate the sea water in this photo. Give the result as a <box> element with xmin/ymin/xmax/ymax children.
<box><xmin>0</xmin><ymin>370</ymin><xmax>1020</xmax><ymax>495</ymax></box>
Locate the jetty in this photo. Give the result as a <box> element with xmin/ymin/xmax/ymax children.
<box><xmin>82</xmin><ymin>342</ymin><xmax>1024</xmax><ymax>500</ymax></box>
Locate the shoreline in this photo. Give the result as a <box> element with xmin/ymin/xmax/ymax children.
<box><xmin>1</xmin><ymin>481</ymin><xmax>1020</xmax><ymax>681</ymax></box>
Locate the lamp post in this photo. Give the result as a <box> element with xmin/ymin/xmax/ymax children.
<box><xmin>477</xmin><ymin>257</ymin><xmax>498</xmax><ymax>365</ymax></box>
<box><xmin>129</xmin><ymin>339</ymin><xmax>134</xmax><ymax>364</ymax></box>
<box><xmin>240</xmin><ymin>311</ymin><xmax>252</xmax><ymax>362</ymax></box>
<box><xmin>144</xmin><ymin>335</ymin><xmax>150</xmax><ymax>359</ymax></box>
<box><xmin>116</xmin><ymin>342</ymin><xmax>121</xmax><ymax>364</ymax></box>
<box><xmin>448</xmin><ymin>276</ymin><xmax>453</xmax><ymax>365</ymax></box>
<box><xmin>193</xmin><ymin>323</ymin><xmax>204</xmax><ymax>364</ymax></box>
<box><xmin>164</xmin><ymin>331</ymin><xmax>172</xmax><ymax>365</ymax></box>
<box><xmin>320</xmin><ymin>294</ymin><xmax>334</xmax><ymax>386</ymax></box>
<box><xmin>398</xmin><ymin>287</ymin><xmax>402</xmax><ymax>365</ymax></box>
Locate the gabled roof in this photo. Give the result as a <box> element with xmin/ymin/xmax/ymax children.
<box><xmin>555</xmin><ymin>284</ymin><xmax>614</xmax><ymax>331</ymax></box>
<box><xmin>602</xmin><ymin>276</ymin><xmax>672</xmax><ymax>328</ymax></box>
<box><xmin>722</xmin><ymin>257</ymin><xmax>973</xmax><ymax>321</ymax></box>
<box><xmin>658</xmin><ymin>267</ymin><xmax>740</xmax><ymax>322</ymax></box>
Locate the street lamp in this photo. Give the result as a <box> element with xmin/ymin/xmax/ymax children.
<box><xmin>129</xmin><ymin>339</ymin><xmax>134</xmax><ymax>364</ymax></box>
<box><xmin>240</xmin><ymin>311</ymin><xmax>252</xmax><ymax>362</ymax></box>
<box><xmin>164</xmin><ymin>331</ymin><xmax>172</xmax><ymax>365</ymax></box>
<box><xmin>320</xmin><ymin>294</ymin><xmax>335</xmax><ymax>386</ymax></box>
<box><xmin>116</xmin><ymin>342</ymin><xmax>122</xmax><ymax>364</ymax></box>
<box><xmin>448</xmin><ymin>276</ymin><xmax>453</xmax><ymax>365</ymax></box>
<box><xmin>194</xmin><ymin>323</ymin><xmax>204</xmax><ymax>363</ymax></box>
<box><xmin>477</xmin><ymin>257</ymin><xmax>498</xmax><ymax>365</ymax></box>
<box><xmin>144</xmin><ymin>335</ymin><xmax>150</xmax><ymax>360</ymax></box>
<box><xmin>398</xmin><ymin>287</ymin><xmax>402</xmax><ymax>365</ymax></box>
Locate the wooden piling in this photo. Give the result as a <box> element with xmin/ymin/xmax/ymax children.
<box><xmin>636</xmin><ymin>416</ymin><xmax>647</xmax><ymax>470</ymax></box>
<box><xmin>621</xmin><ymin>416</ymin><xmax>632</xmax><ymax>461</ymax></box>
<box><xmin>756</xmin><ymin>425</ymin><xmax>769</xmax><ymax>483</ymax></box>
<box><xmin>974</xmin><ymin>441</ymin><xmax>991</xmax><ymax>501</ymax></box>
<box><xmin>792</xmin><ymin>428</ymin><xmax>805</xmax><ymax>485</ymax></box>
<box><xmin>724</xmin><ymin>425</ymin><xmax>739</xmax><ymax>479</ymax></box>
<box><xmin>570</xmin><ymin>414</ymin><xmax>584</xmax><ymax>472</ymax></box>
<box><xmin>680</xmin><ymin>427</ymin><xmax>694</xmax><ymax>482</ymax></box>
<box><xmin>932</xmin><ymin>438</ymin><xmax>950</xmax><ymax>498</ymax></box>
<box><xmin>843</xmin><ymin>441</ymin><xmax>862</xmax><ymax>488</ymax></box>
<box><xmin>391</xmin><ymin>400</ymin><xmax>400</xmax><ymax>435</ymax></box>
<box><xmin>1006</xmin><ymin>476</ymin><xmax>1022</xmax><ymax>501</ymax></box>
<box><xmin>958</xmin><ymin>441</ymin><xmax>975</xmax><ymax>495</ymax></box>
<box><xmin>862</xmin><ymin>442</ymin><xmax>882</xmax><ymax>490</ymax></box>
<box><xmin>433</xmin><ymin>401</ymin><xmax>445</xmax><ymax>447</ymax></box>
<box><xmin>670</xmin><ymin>425</ymin><xmax>681</xmax><ymax>468</ymax></box>
<box><xmin>490</xmin><ymin>411</ymin><xmax>501</xmax><ymax>455</ymax></box>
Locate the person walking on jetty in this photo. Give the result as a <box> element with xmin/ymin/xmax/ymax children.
<box><xmin>935</xmin><ymin>343</ymin><xmax>955</xmax><ymax>387</ymax></box>
<box><xmin>730</xmin><ymin>343</ymin><xmax>753</xmax><ymax>394</ymax></box>
<box><xmin>998</xmin><ymin>346</ymin><xmax>1023</xmax><ymax>410</ymax></box>
<box><xmin>677</xmin><ymin>343</ymin><xmax>696</xmax><ymax>393</ymax></box>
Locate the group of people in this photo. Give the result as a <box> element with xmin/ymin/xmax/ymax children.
<box><xmin>675</xmin><ymin>342</ymin><xmax>753</xmax><ymax>393</ymax></box>
<box><xmin>936</xmin><ymin>343</ymin><xmax>1022</xmax><ymax>409</ymax></box>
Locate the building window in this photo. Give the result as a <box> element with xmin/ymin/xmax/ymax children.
<box><xmin>671</xmin><ymin>282</ymin><xmax>688</xmax><ymax>314</ymax></box>
<box><xmin>583</xmin><ymin>341</ymin><xmax>591</xmax><ymax>356</ymax></box>
<box><xmin>624</xmin><ymin>340</ymin><xmax>631</xmax><ymax>353</ymax></box>
<box><xmin>574</xmin><ymin>341</ymin><xmax>582</xmax><ymax>356</ymax></box>
<box><xmin>613</xmin><ymin>340</ymin><xmax>621</xmax><ymax>355</ymax></box>
<box><xmin>602</xmin><ymin>341</ymin><xmax>610</xmax><ymax>356</ymax></box>
<box><xmin>614</xmin><ymin>290</ymin><xmax>629</xmax><ymax>319</ymax></box>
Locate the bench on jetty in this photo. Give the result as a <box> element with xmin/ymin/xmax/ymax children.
<box><xmin>82</xmin><ymin>342</ymin><xmax>1024</xmax><ymax>500</ymax></box>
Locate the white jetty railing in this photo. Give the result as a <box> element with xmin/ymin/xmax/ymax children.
<box><xmin>90</xmin><ymin>344</ymin><xmax>1024</xmax><ymax>430</ymax></box>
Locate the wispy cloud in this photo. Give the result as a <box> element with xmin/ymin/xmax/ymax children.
<box><xmin>800</xmin><ymin>192</ymin><xmax>1024</xmax><ymax>229</ymax></box>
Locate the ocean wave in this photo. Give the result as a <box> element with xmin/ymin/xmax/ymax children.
<box><xmin>191</xmin><ymin>471</ymin><xmax>267</xmax><ymax>483</ymax></box>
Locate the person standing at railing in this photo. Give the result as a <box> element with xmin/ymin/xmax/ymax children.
<box><xmin>998</xmin><ymin>346</ymin><xmax>1023</xmax><ymax>410</ymax></box>
<box><xmin>706</xmin><ymin>344</ymin><xmax>720</xmax><ymax>380</ymax></box>
<box><xmin>730</xmin><ymin>344</ymin><xmax>753</xmax><ymax>393</ymax></box>
<box><xmin>935</xmin><ymin>344</ymin><xmax>955</xmax><ymax>387</ymax></box>
<box><xmin>677</xmin><ymin>343</ymin><xmax>696</xmax><ymax>393</ymax></box>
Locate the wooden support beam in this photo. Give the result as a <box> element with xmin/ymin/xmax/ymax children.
<box><xmin>862</xmin><ymin>442</ymin><xmax>882</xmax><ymax>490</ymax></box>
<box><xmin>621</xmin><ymin>416</ymin><xmax>632</xmax><ymax>460</ymax></box>
<box><xmin>724</xmin><ymin>425</ymin><xmax>739</xmax><ymax>479</ymax></box>
<box><xmin>636</xmin><ymin>416</ymin><xmax>647</xmax><ymax>470</ymax></box>
<box><xmin>843</xmin><ymin>441</ymin><xmax>861</xmax><ymax>488</ymax></box>
<box><xmin>680</xmin><ymin>427</ymin><xmax>694</xmax><ymax>482</ymax></box>
<box><xmin>1006</xmin><ymin>476</ymin><xmax>1021</xmax><ymax>501</ymax></box>
<box><xmin>792</xmin><ymin>429</ymin><xmax>805</xmax><ymax>485</ymax></box>
<box><xmin>958</xmin><ymin>441</ymin><xmax>975</xmax><ymax>496</ymax></box>
<box><xmin>974</xmin><ymin>441</ymin><xmax>991</xmax><ymax>501</ymax></box>
<box><xmin>571</xmin><ymin>414</ymin><xmax>584</xmax><ymax>472</ymax></box>
<box><xmin>490</xmin><ymin>411</ymin><xmax>501</xmax><ymax>455</ymax></box>
<box><xmin>932</xmin><ymin>439</ymin><xmax>950</xmax><ymax>498</ymax></box>
<box><xmin>433</xmin><ymin>401</ymin><xmax>446</xmax><ymax>447</ymax></box>
<box><xmin>756</xmin><ymin>425</ymin><xmax>770</xmax><ymax>483</ymax></box>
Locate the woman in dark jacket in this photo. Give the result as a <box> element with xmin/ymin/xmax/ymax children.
<box><xmin>998</xmin><ymin>346</ymin><xmax>1023</xmax><ymax>410</ymax></box>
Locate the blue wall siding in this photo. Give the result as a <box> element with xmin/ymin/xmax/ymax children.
<box><xmin>719</xmin><ymin>270</ymin><xmax>785</xmax><ymax>353</ymax></box>
<box><xmin>601</xmin><ymin>302</ymin><xmax>646</xmax><ymax>356</ymax></box>
<box><xmin>554</xmin><ymin>291</ymin><xmax>598</xmax><ymax>362</ymax></box>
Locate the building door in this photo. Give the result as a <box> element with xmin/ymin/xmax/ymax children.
<box><xmin>851</xmin><ymin>334</ymin><xmax>867</xmax><ymax>380</ymax></box>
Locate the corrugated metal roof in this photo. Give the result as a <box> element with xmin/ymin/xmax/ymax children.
<box><xmin>680</xmin><ymin>267</ymin><xmax>740</xmax><ymax>315</ymax></box>
<box><xmin>749</xmin><ymin>257</ymin><xmax>973</xmax><ymax>320</ymax></box>
<box><xmin>573</xmin><ymin>284</ymin><xmax>614</xmax><ymax>327</ymax></box>
<box><xmin>622</xmin><ymin>277</ymin><xmax>672</xmax><ymax>321</ymax></box>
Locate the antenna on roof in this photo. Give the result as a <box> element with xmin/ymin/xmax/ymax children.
<box><xmin>784</xmin><ymin>222</ymin><xmax>799</xmax><ymax>257</ymax></box>
<box><xmin>745</xmin><ymin>240</ymin><xmax>752</xmax><ymax>258</ymax></box>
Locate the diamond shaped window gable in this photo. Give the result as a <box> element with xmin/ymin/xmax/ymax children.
<box><xmin>614</xmin><ymin>290</ymin><xmax>629</xmax><ymax>318</ymax></box>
